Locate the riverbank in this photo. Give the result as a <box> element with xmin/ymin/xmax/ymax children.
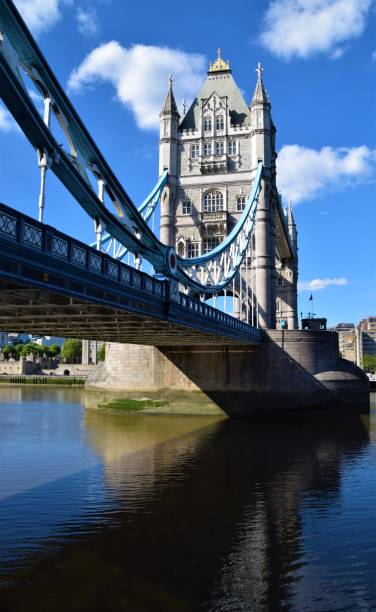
<box><xmin>0</xmin><ymin>376</ymin><xmax>85</xmax><ymax>386</ymax></box>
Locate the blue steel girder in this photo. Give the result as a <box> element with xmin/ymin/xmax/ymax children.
<box><xmin>0</xmin><ymin>202</ymin><xmax>262</xmax><ymax>345</ymax></box>
<box><xmin>0</xmin><ymin>0</ymin><xmax>263</xmax><ymax>295</ymax></box>
<box><xmin>0</xmin><ymin>0</ymin><xmax>169</xmax><ymax>268</ymax></box>
<box><xmin>91</xmin><ymin>170</ymin><xmax>168</xmax><ymax>258</ymax></box>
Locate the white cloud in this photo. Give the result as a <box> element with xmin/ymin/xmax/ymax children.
<box><xmin>299</xmin><ymin>277</ymin><xmax>349</xmax><ymax>291</ymax></box>
<box><xmin>68</xmin><ymin>41</ymin><xmax>206</xmax><ymax>130</ymax></box>
<box><xmin>277</xmin><ymin>144</ymin><xmax>376</xmax><ymax>203</ymax></box>
<box><xmin>76</xmin><ymin>7</ymin><xmax>99</xmax><ymax>37</ymax></box>
<box><xmin>259</xmin><ymin>0</ymin><xmax>374</xmax><ymax>60</ymax></box>
<box><xmin>14</xmin><ymin>0</ymin><xmax>71</xmax><ymax>36</ymax></box>
<box><xmin>0</xmin><ymin>105</ymin><xmax>20</xmax><ymax>133</ymax></box>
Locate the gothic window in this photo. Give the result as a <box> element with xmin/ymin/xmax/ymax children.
<box><xmin>215</xmin><ymin>141</ymin><xmax>224</xmax><ymax>155</ymax></box>
<box><xmin>216</xmin><ymin>115</ymin><xmax>224</xmax><ymax>131</ymax></box>
<box><xmin>187</xmin><ymin>242</ymin><xmax>199</xmax><ymax>258</ymax></box>
<box><xmin>228</xmin><ymin>141</ymin><xmax>236</xmax><ymax>155</ymax></box>
<box><xmin>204</xmin><ymin>190</ymin><xmax>223</xmax><ymax>212</ymax></box>
<box><xmin>203</xmin><ymin>142</ymin><xmax>212</xmax><ymax>156</ymax></box>
<box><xmin>203</xmin><ymin>116</ymin><xmax>212</xmax><ymax>132</ymax></box>
<box><xmin>182</xmin><ymin>201</ymin><xmax>191</xmax><ymax>215</ymax></box>
<box><xmin>278</xmin><ymin>277</ymin><xmax>283</xmax><ymax>286</ymax></box>
<box><xmin>236</xmin><ymin>196</ymin><xmax>246</xmax><ymax>212</ymax></box>
<box><xmin>190</xmin><ymin>144</ymin><xmax>199</xmax><ymax>159</ymax></box>
<box><xmin>203</xmin><ymin>236</ymin><xmax>222</xmax><ymax>253</ymax></box>
<box><xmin>177</xmin><ymin>241</ymin><xmax>185</xmax><ymax>257</ymax></box>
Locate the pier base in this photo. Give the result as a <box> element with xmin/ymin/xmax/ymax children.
<box><xmin>86</xmin><ymin>330</ymin><xmax>369</xmax><ymax>416</ymax></box>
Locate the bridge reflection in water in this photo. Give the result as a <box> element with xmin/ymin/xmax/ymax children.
<box><xmin>0</xmin><ymin>392</ymin><xmax>375</xmax><ymax>611</ymax></box>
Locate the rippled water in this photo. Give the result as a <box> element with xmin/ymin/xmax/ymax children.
<box><xmin>0</xmin><ymin>386</ymin><xmax>375</xmax><ymax>611</ymax></box>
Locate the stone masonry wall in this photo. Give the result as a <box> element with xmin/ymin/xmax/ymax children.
<box><xmin>86</xmin><ymin>331</ymin><xmax>369</xmax><ymax>416</ymax></box>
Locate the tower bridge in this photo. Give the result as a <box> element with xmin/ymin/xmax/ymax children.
<box><xmin>0</xmin><ymin>1</ymin><xmax>368</xmax><ymax>414</ymax></box>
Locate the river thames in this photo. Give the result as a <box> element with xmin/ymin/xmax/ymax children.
<box><xmin>0</xmin><ymin>386</ymin><xmax>375</xmax><ymax>611</ymax></box>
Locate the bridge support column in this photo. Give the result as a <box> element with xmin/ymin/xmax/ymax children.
<box><xmin>86</xmin><ymin>332</ymin><xmax>369</xmax><ymax>416</ymax></box>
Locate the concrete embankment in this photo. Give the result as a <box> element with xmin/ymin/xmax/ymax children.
<box><xmin>86</xmin><ymin>330</ymin><xmax>370</xmax><ymax>416</ymax></box>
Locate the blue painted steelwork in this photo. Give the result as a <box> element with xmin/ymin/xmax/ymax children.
<box><xmin>0</xmin><ymin>201</ymin><xmax>262</xmax><ymax>345</ymax></box>
<box><xmin>176</xmin><ymin>162</ymin><xmax>262</xmax><ymax>290</ymax></box>
<box><xmin>92</xmin><ymin>170</ymin><xmax>168</xmax><ymax>257</ymax></box>
<box><xmin>0</xmin><ymin>0</ymin><xmax>262</xmax><ymax>295</ymax></box>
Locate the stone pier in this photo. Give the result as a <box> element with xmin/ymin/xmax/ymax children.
<box><xmin>86</xmin><ymin>330</ymin><xmax>369</xmax><ymax>416</ymax></box>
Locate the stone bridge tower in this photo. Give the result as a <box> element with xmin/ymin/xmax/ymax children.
<box><xmin>159</xmin><ymin>50</ymin><xmax>298</xmax><ymax>329</ymax></box>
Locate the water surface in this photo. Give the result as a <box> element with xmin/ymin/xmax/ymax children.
<box><xmin>0</xmin><ymin>386</ymin><xmax>375</xmax><ymax>611</ymax></box>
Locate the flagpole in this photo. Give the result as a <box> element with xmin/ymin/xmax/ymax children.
<box><xmin>309</xmin><ymin>293</ymin><xmax>313</xmax><ymax>318</ymax></box>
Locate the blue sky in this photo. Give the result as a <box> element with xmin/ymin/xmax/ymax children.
<box><xmin>0</xmin><ymin>0</ymin><xmax>375</xmax><ymax>327</ymax></box>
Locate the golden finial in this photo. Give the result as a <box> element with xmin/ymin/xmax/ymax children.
<box><xmin>208</xmin><ymin>48</ymin><xmax>230</xmax><ymax>73</ymax></box>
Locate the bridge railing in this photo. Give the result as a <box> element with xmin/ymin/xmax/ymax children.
<box><xmin>178</xmin><ymin>294</ymin><xmax>252</xmax><ymax>335</ymax></box>
<box><xmin>0</xmin><ymin>203</ymin><xmax>167</xmax><ymax>300</ymax></box>
<box><xmin>0</xmin><ymin>202</ymin><xmax>261</xmax><ymax>342</ymax></box>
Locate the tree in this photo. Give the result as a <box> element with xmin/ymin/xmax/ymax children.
<box><xmin>362</xmin><ymin>354</ymin><xmax>376</xmax><ymax>373</ymax></box>
<box><xmin>49</xmin><ymin>344</ymin><xmax>61</xmax><ymax>358</ymax></box>
<box><xmin>2</xmin><ymin>344</ymin><xmax>15</xmax><ymax>360</ymax></box>
<box><xmin>15</xmin><ymin>343</ymin><xmax>25</xmax><ymax>359</ymax></box>
<box><xmin>97</xmin><ymin>343</ymin><xmax>106</xmax><ymax>362</ymax></box>
<box><xmin>21</xmin><ymin>342</ymin><xmax>41</xmax><ymax>358</ymax></box>
<box><xmin>61</xmin><ymin>339</ymin><xmax>82</xmax><ymax>363</ymax></box>
<box><xmin>43</xmin><ymin>345</ymin><xmax>60</xmax><ymax>360</ymax></box>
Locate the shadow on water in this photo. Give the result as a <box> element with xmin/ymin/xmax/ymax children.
<box><xmin>0</xmin><ymin>393</ymin><xmax>374</xmax><ymax>611</ymax></box>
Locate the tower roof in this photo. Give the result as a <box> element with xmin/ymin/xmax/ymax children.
<box><xmin>251</xmin><ymin>62</ymin><xmax>270</xmax><ymax>108</ymax></box>
<box><xmin>180</xmin><ymin>56</ymin><xmax>251</xmax><ymax>131</ymax></box>
<box><xmin>160</xmin><ymin>74</ymin><xmax>179</xmax><ymax>117</ymax></box>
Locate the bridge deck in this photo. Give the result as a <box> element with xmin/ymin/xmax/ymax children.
<box><xmin>0</xmin><ymin>204</ymin><xmax>262</xmax><ymax>346</ymax></box>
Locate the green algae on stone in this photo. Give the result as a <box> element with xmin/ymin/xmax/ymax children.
<box><xmin>97</xmin><ymin>398</ymin><xmax>169</xmax><ymax>412</ymax></box>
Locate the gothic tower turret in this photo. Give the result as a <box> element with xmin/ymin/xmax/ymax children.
<box><xmin>159</xmin><ymin>76</ymin><xmax>179</xmax><ymax>246</ymax></box>
<box><xmin>286</xmin><ymin>203</ymin><xmax>298</xmax><ymax>329</ymax></box>
<box><xmin>250</xmin><ymin>63</ymin><xmax>276</xmax><ymax>328</ymax></box>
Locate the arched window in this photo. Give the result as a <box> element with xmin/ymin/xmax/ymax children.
<box><xmin>204</xmin><ymin>190</ymin><xmax>223</xmax><ymax>213</ymax></box>
<box><xmin>177</xmin><ymin>241</ymin><xmax>185</xmax><ymax>257</ymax></box>
<box><xmin>216</xmin><ymin>115</ymin><xmax>224</xmax><ymax>131</ymax></box>
<box><xmin>203</xmin><ymin>116</ymin><xmax>212</xmax><ymax>132</ymax></box>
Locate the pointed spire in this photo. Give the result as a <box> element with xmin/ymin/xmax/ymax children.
<box><xmin>287</xmin><ymin>200</ymin><xmax>296</xmax><ymax>227</ymax></box>
<box><xmin>160</xmin><ymin>73</ymin><xmax>180</xmax><ymax>117</ymax></box>
<box><xmin>251</xmin><ymin>62</ymin><xmax>270</xmax><ymax>108</ymax></box>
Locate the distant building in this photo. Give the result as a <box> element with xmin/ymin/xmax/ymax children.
<box><xmin>0</xmin><ymin>332</ymin><xmax>9</xmax><ymax>348</ymax></box>
<box><xmin>334</xmin><ymin>323</ymin><xmax>356</xmax><ymax>363</ymax></box>
<box><xmin>32</xmin><ymin>336</ymin><xmax>65</xmax><ymax>347</ymax></box>
<box><xmin>356</xmin><ymin>317</ymin><xmax>376</xmax><ymax>366</ymax></box>
<box><xmin>301</xmin><ymin>317</ymin><xmax>327</xmax><ymax>331</ymax></box>
<box><xmin>82</xmin><ymin>339</ymin><xmax>103</xmax><ymax>365</ymax></box>
<box><xmin>7</xmin><ymin>333</ymin><xmax>32</xmax><ymax>345</ymax></box>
